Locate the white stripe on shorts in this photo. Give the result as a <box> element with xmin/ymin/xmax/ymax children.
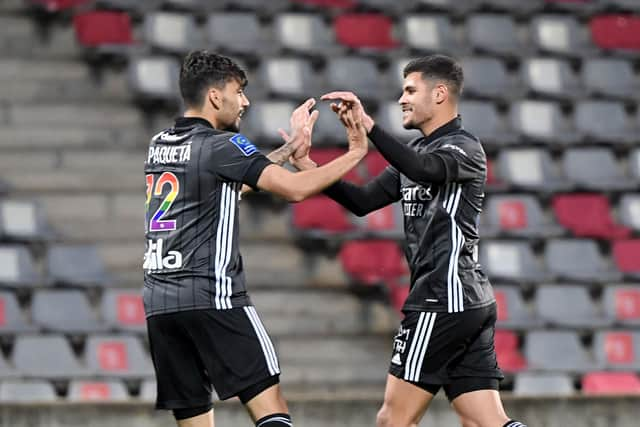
<box><xmin>244</xmin><ymin>306</ymin><xmax>280</xmax><ymax>376</ymax></box>
<box><xmin>403</xmin><ymin>312</ymin><xmax>437</xmax><ymax>382</ymax></box>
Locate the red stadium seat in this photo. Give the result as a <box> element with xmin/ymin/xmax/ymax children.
<box><xmin>497</xmin><ymin>199</ymin><xmax>528</xmax><ymax>230</ymax></box>
<box><xmin>29</xmin><ymin>0</ymin><xmax>88</xmax><ymax>11</ymax></box>
<box><xmin>310</xmin><ymin>148</ymin><xmax>365</xmax><ymax>184</ymax></box>
<box><xmin>292</xmin><ymin>195</ymin><xmax>353</xmax><ymax>233</ymax></box>
<box><xmin>364</xmin><ymin>204</ymin><xmax>396</xmax><ymax>231</ymax></box>
<box><xmin>339</xmin><ymin>240</ymin><xmax>408</xmax><ymax>285</ymax></box>
<box><xmin>116</xmin><ymin>294</ymin><xmax>145</xmax><ymax>327</ymax></box>
<box><xmin>590</xmin><ymin>15</ymin><xmax>640</xmax><ymax>50</ymax></box>
<box><xmin>365</xmin><ymin>151</ymin><xmax>389</xmax><ymax>178</ymax></box>
<box><xmin>582</xmin><ymin>372</ymin><xmax>640</xmax><ymax>395</ymax></box>
<box><xmin>603</xmin><ymin>332</ymin><xmax>635</xmax><ymax>365</ymax></box>
<box><xmin>613</xmin><ymin>288</ymin><xmax>640</xmax><ymax>322</ymax></box>
<box><xmin>552</xmin><ymin>194</ymin><xmax>631</xmax><ymax>239</ymax></box>
<box><xmin>73</xmin><ymin>11</ymin><xmax>134</xmax><ymax>48</ymax></box>
<box><xmin>613</xmin><ymin>239</ymin><xmax>640</xmax><ymax>276</ymax></box>
<box><xmin>334</xmin><ymin>14</ymin><xmax>399</xmax><ymax>50</ymax></box>
<box><xmin>495</xmin><ymin>330</ymin><xmax>527</xmax><ymax>373</ymax></box>
<box><xmin>387</xmin><ymin>280</ymin><xmax>409</xmax><ymax>313</ymax></box>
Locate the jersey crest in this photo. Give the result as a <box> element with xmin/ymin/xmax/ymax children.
<box><xmin>229</xmin><ymin>134</ymin><xmax>258</xmax><ymax>156</ymax></box>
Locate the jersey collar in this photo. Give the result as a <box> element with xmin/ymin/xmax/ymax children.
<box><xmin>174</xmin><ymin>117</ymin><xmax>215</xmax><ymax>129</ymax></box>
<box><xmin>423</xmin><ymin>115</ymin><xmax>462</xmax><ymax>144</ymax></box>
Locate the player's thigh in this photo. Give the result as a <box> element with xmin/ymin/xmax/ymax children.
<box><xmin>451</xmin><ymin>389</ymin><xmax>508</xmax><ymax>427</ymax></box>
<box><xmin>177</xmin><ymin>409</ymin><xmax>214</xmax><ymax>427</ymax></box>
<box><xmin>244</xmin><ymin>383</ymin><xmax>288</xmax><ymax>422</ymax></box>
<box><xmin>378</xmin><ymin>374</ymin><xmax>435</xmax><ymax>427</ymax></box>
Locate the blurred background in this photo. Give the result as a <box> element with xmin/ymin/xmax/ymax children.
<box><xmin>0</xmin><ymin>0</ymin><xmax>639</xmax><ymax>426</ymax></box>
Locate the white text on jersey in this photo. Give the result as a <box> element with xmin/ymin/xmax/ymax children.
<box><xmin>143</xmin><ymin>238</ymin><xmax>183</xmax><ymax>271</ymax></box>
<box><xmin>147</xmin><ymin>145</ymin><xmax>191</xmax><ymax>164</ymax></box>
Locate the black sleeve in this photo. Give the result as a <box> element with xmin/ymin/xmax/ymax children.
<box><xmin>367</xmin><ymin>125</ymin><xmax>456</xmax><ymax>186</ymax></box>
<box><xmin>324</xmin><ymin>166</ymin><xmax>401</xmax><ymax>217</ymax></box>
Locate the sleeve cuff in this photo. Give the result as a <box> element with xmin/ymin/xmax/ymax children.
<box><xmin>243</xmin><ymin>155</ymin><xmax>274</xmax><ymax>191</ymax></box>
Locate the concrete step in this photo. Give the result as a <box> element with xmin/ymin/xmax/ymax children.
<box><xmin>8</xmin><ymin>104</ymin><xmax>144</xmax><ymax>128</ymax></box>
<box><xmin>2</xmin><ymin>171</ymin><xmax>142</xmax><ymax>193</ymax></box>
<box><xmin>0</xmin><ymin>126</ymin><xmax>149</xmax><ymax>149</ymax></box>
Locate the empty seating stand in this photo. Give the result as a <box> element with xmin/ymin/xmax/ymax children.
<box><xmin>552</xmin><ymin>194</ymin><xmax>631</xmax><ymax>239</ymax></box>
<box><xmin>339</xmin><ymin>240</ymin><xmax>407</xmax><ymax>286</ymax></box>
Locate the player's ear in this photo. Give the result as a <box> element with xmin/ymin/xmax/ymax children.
<box><xmin>434</xmin><ymin>83</ymin><xmax>448</xmax><ymax>105</ymax></box>
<box><xmin>207</xmin><ymin>88</ymin><xmax>223</xmax><ymax>110</ymax></box>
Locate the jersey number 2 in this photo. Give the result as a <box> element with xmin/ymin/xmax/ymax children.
<box><xmin>145</xmin><ymin>172</ymin><xmax>180</xmax><ymax>232</ymax></box>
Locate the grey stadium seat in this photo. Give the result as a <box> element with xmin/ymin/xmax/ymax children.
<box><xmin>467</xmin><ymin>14</ymin><xmax>527</xmax><ymax>58</ymax></box>
<box><xmin>563</xmin><ymin>148</ymin><xmax>633</xmax><ymax>191</ymax></box>
<box><xmin>85</xmin><ymin>335</ymin><xmax>154</xmax><ymax>378</ymax></box>
<box><xmin>593</xmin><ymin>331</ymin><xmax>640</xmax><ymax>371</ymax></box>
<box><xmin>602</xmin><ymin>285</ymin><xmax>640</xmax><ymax>327</ymax></box>
<box><xmin>531</xmin><ymin>15</ymin><xmax>596</xmax><ymax>58</ymax></box>
<box><xmin>207</xmin><ymin>13</ymin><xmax>274</xmax><ymax>57</ymax></box>
<box><xmin>67</xmin><ymin>380</ymin><xmax>129</xmax><ymax>402</ymax></box>
<box><xmin>510</xmin><ymin>100</ymin><xmax>580</xmax><ymax>145</ymax></box>
<box><xmin>138</xmin><ymin>379</ymin><xmax>156</xmax><ymax>403</ymax></box>
<box><xmin>325</xmin><ymin>57</ymin><xmax>390</xmax><ymax>102</ymax></box>
<box><xmin>47</xmin><ymin>244</ymin><xmax>110</xmax><ymax>287</ymax></box>
<box><xmin>128</xmin><ymin>56</ymin><xmax>180</xmax><ymax>102</ymax></box>
<box><xmin>275</xmin><ymin>13</ymin><xmax>340</xmax><ymax>56</ymax></box>
<box><xmin>496</xmin><ymin>148</ymin><xmax>570</xmax><ymax>192</ymax></box>
<box><xmin>460</xmin><ymin>57</ymin><xmax>522</xmax><ymax>101</ymax></box>
<box><xmin>0</xmin><ymin>380</ymin><xmax>57</xmax><ymax>402</ymax></box>
<box><xmin>0</xmin><ymin>353</ymin><xmax>17</xmax><ymax>379</ymax></box>
<box><xmin>631</xmin><ymin>149</ymin><xmax>640</xmax><ymax>182</ymax></box>
<box><xmin>313</xmin><ymin>101</ymin><xmax>350</xmax><ymax>146</ymax></box>
<box><xmin>13</xmin><ymin>335</ymin><xmax>90</xmax><ymax>379</ymax></box>
<box><xmin>481</xmin><ymin>194</ymin><xmax>562</xmax><ymax>238</ymax></box>
<box><xmin>479</xmin><ymin>240</ymin><xmax>549</xmax><ymax>283</ymax></box>
<box><xmin>0</xmin><ymin>199</ymin><xmax>50</xmax><ymax>241</ymax></box>
<box><xmin>32</xmin><ymin>290</ymin><xmax>105</xmax><ymax>333</ymax></box>
<box><xmin>619</xmin><ymin>194</ymin><xmax>640</xmax><ymax>232</ymax></box>
<box><xmin>242</xmin><ymin>101</ymin><xmax>295</xmax><ymax>146</ymax></box>
<box><xmin>545</xmin><ymin>238</ymin><xmax>622</xmax><ymax>283</ymax></box>
<box><xmin>513</xmin><ymin>373</ymin><xmax>574</xmax><ymax>396</ymax></box>
<box><xmin>459</xmin><ymin>101</ymin><xmax>516</xmax><ymax>146</ymax></box>
<box><xmin>0</xmin><ymin>245</ymin><xmax>40</xmax><ymax>287</ymax></box>
<box><xmin>583</xmin><ymin>58</ymin><xmax>640</xmax><ymax>101</ymax></box>
<box><xmin>101</xmin><ymin>288</ymin><xmax>146</xmax><ymax>333</ymax></box>
<box><xmin>0</xmin><ymin>291</ymin><xmax>36</xmax><ymax>333</ymax></box>
<box><xmin>144</xmin><ymin>12</ymin><xmax>202</xmax><ymax>54</ymax></box>
<box><xmin>375</xmin><ymin>101</ymin><xmax>422</xmax><ymax>141</ymax></box>
<box><xmin>575</xmin><ymin>101</ymin><xmax>638</xmax><ymax>145</ymax></box>
<box><xmin>522</xmin><ymin>57</ymin><xmax>582</xmax><ymax>100</ymax></box>
<box><xmin>402</xmin><ymin>15</ymin><xmax>462</xmax><ymax>55</ymax></box>
<box><xmin>494</xmin><ymin>286</ymin><xmax>541</xmax><ymax>329</ymax></box>
<box><xmin>535</xmin><ymin>285</ymin><xmax>612</xmax><ymax>328</ymax></box>
<box><xmin>259</xmin><ymin>57</ymin><xmax>322</xmax><ymax>100</ymax></box>
<box><xmin>524</xmin><ymin>331</ymin><xmax>595</xmax><ymax>372</ymax></box>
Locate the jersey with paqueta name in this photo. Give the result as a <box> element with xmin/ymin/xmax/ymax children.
<box><xmin>143</xmin><ymin>117</ymin><xmax>272</xmax><ymax>317</ymax></box>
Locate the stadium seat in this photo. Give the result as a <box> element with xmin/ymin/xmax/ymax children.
<box><xmin>364</xmin><ymin>151</ymin><xmax>390</xmax><ymax>178</ymax></box>
<box><xmin>485</xmin><ymin>158</ymin><xmax>506</xmax><ymax>191</ymax></box>
<box><xmin>603</xmin><ymin>285</ymin><xmax>640</xmax><ymax>327</ymax></box>
<box><xmin>575</xmin><ymin>101</ymin><xmax>638</xmax><ymax>145</ymax></box>
<box><xmin>631</xmin><ymin>148</ymin><xmax>640</xmax><ymax>182</ymax></box>
<box><xmin>0</xmin><ymin>380</ymin><xmax>57</xmax><ymax>402</ymax></box>
<box><xmin>242</xmin><ymin>101</ymin><xmax>296</xmax><ymax>146</ymax></box>
<box><xmin>32</xmin><ymin>290</ymin><xmax>105</xmax><ymax>333</ymax></box>
<box><xmin>207</xmin><ymin>13</ymin><xmax>274</xmax><ymax>57</ymax></box>
<box><xmin>525</xmin><ymin>331</ymin><xmax>595</xmax><ymax>372</ymax></box>
<box><xmin>545</xmin><ymin>239</ymin><xmax>622</xmax><ymax>283</ymax></box>
<box><xmin>144</xmin><ymin>12</ymin><xmax>201</xmax><ymax>54</ymax></box>
<box><xmin>128</xmin><ymin>56</ymin><xmax>180</xmax><ymax>102</ymax></box>
<box><xmin>325</xmin><ymin>57</ymin><xmax>390</xmax><ymax>102</ymax></box>
<box><xmin>333</xmin><ymin>14</ymin><xmax>398</xmax><ymax>50</ymax></box>
<box><xmin>612</xmin><ymin>240</ymin><xmax>640</xmax><ymax>279</ymax></box>
<box><xmin>494</xmin><ymin>330</ymin><xmax>527</xmax><ymax>373</ymax></box>
<box><xmin>459</xmin><ymin>101</ymin><xmax>516</xmax><ymax>146</ymax></box>
<box><xmin>101</xmin><ymin>289</ymin><xmax>146</xmax><ymax>333</ymax></box>
<box><xmin>479</xmin><ymin>240</ymin><xmax>549</xmax><ymax>283</ymax></box>
<box><xmin>73</xmin><ymin>11</ymin><xmax>134</xmax><ymax>50</ymax></box>
<box><xmin>482</xmin><ymin>194</ymin><xmax>562</xmax><ymax>238</ymax></box>
<box><xmin>291</xmin><ymin>196</ymin><xmax>353</xmax><ymax>236</ymax></box>
<box><xmin>521</xmin><ymin>57</ymin><xmax>582</xmax><ymax>100</ymax></box>
<box><xmin>461</xmin><ymin>57</ymin><xmax>523</xmax><ymax>102</ymax></box>
<box><xmin>67</xmin><ymin>380</ymin><xmax>129</xmax><ymax>402</ymax></box>
<box><xmin>535</xmin><ymin>285</ymin><xmax>611</xmax><ymax>328</ymax></box>
<box><xmin>563</xmin><ymin>148</ymin><xmax>633</xmax><ymax>192</ymax></box>
<box><xmin>375</xmin><ymin>101</ymin><xmax>423</xmax><ymax>141</ymax></box>
<box><xmin>0</xmin><ymin>291</ymin><xmax>35</xmax><ymax>334</ymax></box>
<box><xmin>138</xmin><ymin>379</ymin><xmax>156</xmax><ymax>402</ymax></box>
<box><xmin>13</xmin><ymin>335</ymin><xmax>89</xmax><ymax>379</ymax></box>
<box><xmin>619</xmin><ymin>194</ymin><xmax>640</xmax><ymax>232</ymax></box>
<box><xmin>494</xmin><ymin>286</ymin><xmax>541</xmax><ymax>329</ymax></box>
<box><xmin>0</xmin><ymin>200</ymin><xmax>50</xmax><ymax>242</ymax></box>
<box><xmin>85</xmin><ymin>335</ymin><xmax>154</xmax><ymax>378</ymax></box>
<box><xmin>514</xmin><ymin>373</ymin><xmax>574</xmax><ymax>396</ymax></box>
<box><xmin>47</xmin><ymin>244</ymin><xmax>110</xmax><ymax>287</ymax></box>
<box><xmin>583</xmin><ymin>58</ymin><xmax>640</xmax><ymax>101</ymax></box>
<box><xmin>481</xmin><ymin>0</ymin><xmax>545</xmax><ymax>16</ymax></box>
<box><xmin>510</xmin><ymin>100</ymin><xmax>579</xmax><ymax>145</ymax></box>
<box><xmin>309</xmin><ymin>148</ymin><xmax>365</xmax><ymax>184</ymax></box>
<box><xmin>593</xmin><ymin>331</ymin><xmax>640</xmax><ymax>370</ymax></box>
<box><xmin>467</xmin><ymin>14</ymin><xmax>526</xmax><ymax>58</ymax></box>
<box><xmin>355</xmin><ymin>204</ymin><xmax>404</xmax><ymax>239</ymax></box>
<box><xmin>313</xmin><ymin>101</ymin><xmax>350</xmax><ymax>146</ymax></box>
<box><xmin>531</xmin><ymin>14</ymin><xmax>596</xmax><ymax>57</ymax></box>
<box><xmin>0</xmin><ymin>353</ymin><xmax>17</xmax><ymax>379</ymax></box>
<box><xmin>552</xmin><ymin>194</ymin><xmax>631</xmax><ymax>239</ymax></box>
<box><xmin>259</xmin><ymin>57</ymin><xmax>321</xmax><ymax>100</ymax></box>
<box><xmin>28</xmin><ymin>0</ymin><xmax>89</xmax><ymax>12</ymax></box>
<box><xmin>0</xmin><ymin>245</ymin><xmax>41</xmax><ymax>287</ymax></box>
<box><xmin>496</xmin><ymin>148</ymin><xmax>569</xmax><ymax>192</ymax></box>
<box><xmin>339</xmin><ymin>240</ymin><xmax>407</xmax><ymax>285</ymax></box>
<box><xmin>275</xmin><ymin>13</ymin><xmax>340</xmax><ymax>56</ymax></box>
<box><xmin>590</xmin><ymin>15</ymin><xmax>640</xmax><ymax>51</ymax></box>
<box><xmin>402</xmin><ymin>15</ymin><xmax>461</xmax><ymax>54</ymax></box>
<box><xmin>582</xmin><ymin>372</ymin><xmax>640</xmax><ymax>395</ymax></box>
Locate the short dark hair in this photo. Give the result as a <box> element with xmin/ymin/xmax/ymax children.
<box><xmin>179</xmin><ymin>50</ymin><xmax>247</xmax><ymax>108</ymax></box>
<box><xmin>403</xmin><ymin>55</ymin><xmax>464</xmax><ymax>98</ymax></box>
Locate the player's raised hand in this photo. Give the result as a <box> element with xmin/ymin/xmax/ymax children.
<box><xmin>278</xmin><ymin>105</ymin><xmax>319</xmax><ymax>171</ymax></box>
<box><xmin>321</xmin><ymin>91</ymin><xmax>375</xmax><ymax>132</ymax></box>
<box><xmin>342</xmin><ymin>106</ymin><xmax>368</xmax><ymax>157</ymax></box>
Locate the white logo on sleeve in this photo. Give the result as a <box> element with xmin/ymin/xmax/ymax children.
<box><xmin>442</xmin><ymin>144</ymin><xmax>467</xmax><ymax>157</ymax></box>
<box><xmin>143</xmin><ymin>238</ymin><xmax>183</xmax><ymax>271</ymax></box>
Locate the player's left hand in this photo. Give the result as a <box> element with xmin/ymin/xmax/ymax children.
<box><xmin>320</xmin><ymin>91</ymin><xmax>375</xmax><ymax>133</ymax></box>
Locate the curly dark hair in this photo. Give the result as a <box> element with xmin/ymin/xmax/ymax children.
<box><xmin>403</xmin><ymin>54</ymin><xmax>464</xmax><ymax>98</ymax></box>
<box><xmin>179</xmin><ymin>50</ymin><xmax>247</xmax><ymax>108</ymax></box>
